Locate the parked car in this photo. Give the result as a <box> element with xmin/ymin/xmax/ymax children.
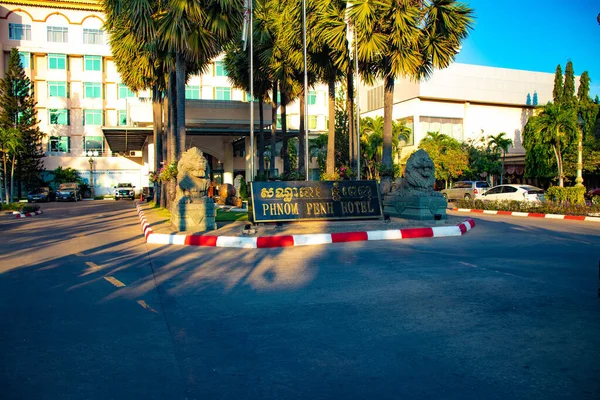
<box><xmin>56</xmin><ymin>183</ymin><xmax>82</xmax><ymax>202</ymax></box>
<box><xmin>440</xmin><ymin>180</ymin><xmax>490</xmax><ymax>201</ymax></box>
<box><xmin>114</xmin><ymin>183</ymin><xmax>136</xmax><ymax>200</ymax></box>
<box><xmin>480</xmin><ymin>184</ymin><xmax>545</xmax><ymax>203</ymax></box>
<box><xmin>27</xmin><ymin>187</ymin><xmax>56</xmax><ymax>203</ymax></box>
<box><xmin>586</xmin><ymin>188</ymin><xmax>600</xmax><ymax>205</ymax></box>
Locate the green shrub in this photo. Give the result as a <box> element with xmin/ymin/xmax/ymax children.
<box><xmin>239</xmin><ymin>178</ymin><xmax>248</xmax><ymax>200</ymax></box>
<box><xmin>1</xmin><ymin>203</ymin><xmax>39</xmax><ymax>212</ymax></box>
<box><xmin>455</xmin><ymin>198</ymin><xmax>600</xmax><ymax>216</ymax></box>
<box><xmin>546</xmin><ymin>186</ymin><xmax>586</xmax><ymax>205</ymax></box>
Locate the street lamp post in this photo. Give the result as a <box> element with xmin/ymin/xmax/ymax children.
<box><xmin>576</xmin><ymin>114</ymin><xmax>584</xmax><ymax>187</ymax></box>
<box><xmin>87</xmin><ymin>150</ymin><xmax>99</xmax><ymax>197</ymax></box>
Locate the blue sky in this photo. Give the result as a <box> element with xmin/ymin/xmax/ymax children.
<box><xmin>455</xmin><ymin>0</ymin><xmax>600</xmax><ymax>98</ymax></box>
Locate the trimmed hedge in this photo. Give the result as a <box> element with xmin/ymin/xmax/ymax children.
<box><xmin>545</xmin><ymin>186</ymin><xmax>586</xmax><ymax>205</ymax></box>
<box><xmin>1</xmin><ymin>203</ymin><xmax>40</xmax><ymax>213</ymax></box>
<box><xmin>455</xmin><ymin>199</ymin><xmax>600</xmax><ymax>216</ymax></box>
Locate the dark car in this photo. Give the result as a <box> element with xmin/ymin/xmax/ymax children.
<box><xmin>586</xmin><ymin>188</ymin><xmax>600</xmax><ymax>205</ymax></box>
<box><xmin>56</xmin><ymin>183</ymin><xmax>82</xmax><ymax>202</ymax></box>
<box><xmin>27</xmin><ymin>187</ymin><xmax>56</xmax><ymax>203</ymax></box>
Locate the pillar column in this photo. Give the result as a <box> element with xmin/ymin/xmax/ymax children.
<box><xmin>223</xmin><ymin>139</ymin><xmax>233</xmax><ymax>184</ymax></box>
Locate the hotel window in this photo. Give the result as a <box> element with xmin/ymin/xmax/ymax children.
<box><xmin>118</xmin><ymin>110</ymin><xmax>127</xmax><ymax>126</ymax></box>
<box><xmin>49</xmin><ymin>109</ymin><xmax>69</xmax><ymax>125</ymax></box>
<box><xmin>118</xmin><ymin>84</ymin><xmax>135</xmax><ymax>99</ymax></box>
<box><xmin>214</xmin><ymin>61</ymin><xmax>226</xmax><ymax>77</ymax></box>
<box><xmin>84</xmin><ymin>136</ymin><xmax>104</xmax><ymax>152</ymax></box>
<box><xmin>84</xmin><ymin>82</ymin><xmax>102</xmax><ymax>98</ymax></box>
<box><xmin>83</xmin><ymin>28</ymin><xmax>104</xmax><ymax>45</ymax></box>
<box><xmin>19</xmin><ymin>52</ymin><xmax>30</xmax><ymax>69</ymax></box>
<box><xmin>47</xmin><ymin>26</ymin><xmax>68</xmax><ymax>43</ymax></box>
<box><xmin>308</xmin><ymin>90</ymin><xmax>317</xmax><ymax>105</ymax></box>
<box><xmin>49</xmin><ymin>136</ymin><xmax>70</xmax><ymax>152</ymax></box>
<box><xmin>215</xmin><ymin>87</ymin><xmax>230</xmax><ymax>101</ymax></box>
<box><xmin>48</xmin><ymin>54</ymin><xmax>67</xmax><ymax>70</ymax></box>
<box><xmin>246</xmin><ymin>92</ymin><xmax>256</xmax><ymax>102</ymax></box>
<box><xmin>84</xmin><ymin>109</ymin><xmax>103</xmax><ymax>126</ymax></box>
<box><xmin>84</xmin><ymin>55</ymin><xmax>102</xmax><ymax>71</ymax></box>
<box><xmin>308</xmin><ymin>115</ymin><xmax>317</xmax><ymax>130</ymax></box>
<box><xmin>185</xmin><ymin>85</ymin><xmax>200</xmax><ymax>100</ymax></box>
<box><xmin>9</xmin><ymin>23</ymin><xmax>31</xmax><ymax>40</ymax></box>
<box><xmin>419</xmin><ymin>116</ymin><xmax>463</xmax><ymax>142</ymax></box>
<box><xmin>48</xmin><ymin>81</ymin><xmax>68</xmax><ymax>98</ymax></box>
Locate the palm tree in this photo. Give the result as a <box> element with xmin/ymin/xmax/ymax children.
<box><xmin>0</xmin><ymin>127</ymin><xmax>23</xmax><ymax>203</ymax></box>
<box><xmin>525</xmin><ymin>103</ymin><xmax>578</xmax><ymax>187</ymax></box>
<box><xmin>350</xmin><ymin>0</ymin><xmax>474</xmax><ymax>193</ymax></box>
<box><xmin>312</xmin><ymin>0</ymin><xmax>350</xmax><ymax>177</ymax></box>
<box><xmin>488</xmin><ymin>132</ymin><xmax>512</xmax><ymax>184</ymax></box>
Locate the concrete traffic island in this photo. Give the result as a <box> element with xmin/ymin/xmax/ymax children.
<box><xmin>136</xmin><ymin>202</ymin><xmax>475</xmax><ymax>248</ymax></box>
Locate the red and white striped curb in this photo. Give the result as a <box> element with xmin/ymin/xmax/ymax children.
<box><xmin>15</xmin><ymin>210</ymin><xmax>43</xmax><ymax>219</ymax></box>
<box><xmin>136</xmin><ymin>204</ymin><xmax>475</xmax><ymax>248</ymax></box>
<box><xmin>452</xmin><ymin>207</ymin><xmax>600</xmax><ymax>222</ymax></box>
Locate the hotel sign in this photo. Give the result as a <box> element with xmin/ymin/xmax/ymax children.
<box><xmin>250</xmin><ymin>181</ymin><xmax>383</xmax><ymax>223</ymax></box>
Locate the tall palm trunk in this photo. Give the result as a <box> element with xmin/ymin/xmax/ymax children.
<box><xmin>152</xmin><ymin>86</ymin><xmax>163</xmax><ymax>204</ymax></box>
<box><xmin>10</xmin><ymin>154</ymin><xmax>16</xmax><ymax>203</ymax></box>
<box><xmin>500</xmin><ymin>150</ymin><xmax>505</xmax><ymax>185</ymax></box>
<box><xmin>326</xmin><ymin>77</ymin><xmax>336</xmax><ymax>176</ymax></box>
<box><xmin>270</xmin><ymin>81</ymin><xmax>278</xmax><ymax>178</ymax></box>
<box><xmin>553</xmin><ymin>143</ymin><xmax>564</xmax><ymax>187</ymax></box>
<box><xmin>281</xmin><ymin>89</ymin><xmax>290</xmax><ymax>174</ymax></box>
<box><xmin>258</xmin><ymin>99</ymin><xmax>265</xmax><ymax>175</ymax></box>
<box><xmin>298</xmin><ymin>91</ymin><xmax>306</xmax><ymax>177</ymax></box>
<box><xmin>168</xmin><ymin>71</ymin><xmax>177</xmax><ymax>163</ymax></box>
<box><xmin>381</xmin><ymin>75</ymin><xmax>394</xmax><ymax>194</ymax></box>
<box><xmin>175</xmin><ymin>53</ymin><xmax>186</xmax><ymax>159</ymax></box>
<box><xmin>2</xmin><ymin>155</ymin><xmax>8</xmax><ymax>203</ymax></box>
<box><xmin>347</xmin><ymin>69</ymin><xmax>355</xmax><ymax>172</ymax></box>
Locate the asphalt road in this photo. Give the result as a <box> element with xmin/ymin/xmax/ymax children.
<box><xmin>1</xmin><ymin>200</ymin><xmax>599</xmax><ymax>400</ymax></box>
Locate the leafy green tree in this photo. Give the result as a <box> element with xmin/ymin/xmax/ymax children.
<box><xmin>462</xmin><ymin>137</ymin><xmax>500</xmax><ymax>182</ymax></box>
<box><xmin>561</xmin><ymin>60</ymin><xmax>576</xmax><ymax>108</ymax></box>
<box><xmin>308</xmin><ymin>133</ymin><xmax>328</xmax><ymax>175</ymax></box>
<box><xmin>350</xmin><ymin>0</ymin><xmax>474</xmax><ymax>192</ymax></box>
<box><xmin>488</xmin><ymin>132</ymin><xmax>513</xmax><ymax>184</ymax></box>
<box><xmin>524</xmin><ymin>103</ymin><xmax>578</xmax><ymax>186</ymax></box>
<box><xmin>0</xmin><ymin>48</ymin><xmax>44</xmax><ymax>193</ymax></box>
<box><xmin>552</xmin><ymin>64</ymin><xmax>563</xmax><ymax>103</ymax></box>
<box><xmin>51</xmin><ymin>166</ymin><xmax>82</xmax><ymax>185</ymax></box>
<box><xmin>418</xmin><ymin>131</ymin><xmax>468</xmax><ymax>188</ymax></box>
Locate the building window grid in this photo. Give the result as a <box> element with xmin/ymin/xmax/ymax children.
<box><xmin>308</xmin><ymin>91</ymin><xmax>317</xmax><ymax>105</ymax></box>
<box><xmin>84</xmin><ymin>136</ymin><xmax>104</xmax><ymax>152</ymax></box>
<box><xmin>419</xmin><ymin>116</ymin><xmax>463</xmax><ymax>141</ymax></box>
<box><xmin>49</xmin><ymin>109</ymin><xmax>69</xmax><ymax>125</ymax></box>
<box><xmin>84</xmin><ymin>82</ymin><xmax>102</xmax><ymax>99</ymax></box>
<box><xmin>185</xmin><ymin>85</ymin><xmax>200</xmax><ymax>100</ymax></box>
<box><xmin>48</xmin><ymin>81</ymin><xmax>68</xmax><ymax>98</ymax></box>
<box><xmin>308</xmin><ymin>115</ymin><xmax>318</xmax><ymax>130</ymax></box>
<box><xmin>47</xmin><ymin>26</ymin><xmax>68</xmax><ymax>43</ymax></box>
<box><xmin>48</xmin><ymin>54</ymin><xmax>67</xmax><ymax>70</ymax></box>
<box><xmin>215</xmin><ymin>87</ymin><xmax>231</xmax><ymax>101</ymax></box>
<box><xmin>118</xmin><ymin>84</ymin><xmax>135</xmax><ymax>99</ymax></box>
<box><xmin>118</xmin><ymin>110</ymin><xmax>127</xmax><ymax>126</ymax></box>
<box><xmin>9</xmin><ymin>23</ymin><xmax>31</xmax><ymax>40</ymax></box>
<box><xmin>214</xmin><ymin>61</ymin><xmax>226</xmax><ymax>77</ymax></box>
<box><xmin>84</xmin><ymin>109</ymin><xmax>103</xmax><ymax>126</ymax></box>
<box><xmin>49</xmin><ymin>136</ymin><xmax>70</xmax><ymax>153</ymax></box>
<box><xmin>83</xmin><ymin>28</ymin><xmax>104</xmax><ymax>45</ymax></box>
<box><xmin>84</xmin><ymin>55</ymin><xmax>102</xmax><ymax>72</ymax></box>
<box><xmin>19</xmin><ymin>52</ymin><xmax>30</xmax><ymax>68</ymax></box>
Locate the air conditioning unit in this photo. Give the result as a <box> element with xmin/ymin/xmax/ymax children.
<box><xmin>129</xmin><ymin>150</ymin><xmax>142</xmax><ymax>157</ymax></box>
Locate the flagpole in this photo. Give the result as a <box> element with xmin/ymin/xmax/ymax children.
<box><xmin>354</xmin><ymin>26</ymin><xmax>360</xmax><ymax>180</ymax></box>
<box><xmin>249</xmin><ymin>0</ymin><xmax>255</xmax><ymax>181</ymax></box>
<box><xmin>303</xmin><ymin>0</ymin><xmax>309</xmax><ymax>181</ymax></box>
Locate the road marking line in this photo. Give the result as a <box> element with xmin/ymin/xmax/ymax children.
<box><xmin>104</xmin><ymin>276</ymin><xmax>126</xmax><ymax>288</ymax></box>
<box><xmin>85</xmin><ymin>261</ymin><xmax>100</xmax><ymax>269</ymax></box>
<box><xmin>75</xmin><ymin>252</ymin><xmax>84</xmax><ymax>257</ymax></box>
<box><xmin>137</xmin><ymin>300</ymin><xmax>158</xmax><ymax>313</ymax></box>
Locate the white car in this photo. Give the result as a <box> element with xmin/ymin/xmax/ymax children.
<box><xmin>480</xmin><ymin>184</ymin><xmax>545</xmax><ymax>203</ymax></box>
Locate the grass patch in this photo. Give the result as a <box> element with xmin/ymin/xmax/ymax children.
<box><xmin>1</xmin><ymin>203</ymin><xmax>39</xmax><ymax>213</ymax></box>
<box><xmin>216</xmin><ymin>208</ymin><xmax>248</xmax><ymax>222</ymax></box>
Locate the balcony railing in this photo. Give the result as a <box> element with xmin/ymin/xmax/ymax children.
<box><xmin>45</xmin><ymin>150</ymin><xmax>113</xmax><ymax>157</ymax></box>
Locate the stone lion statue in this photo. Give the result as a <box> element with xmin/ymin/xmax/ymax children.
<box><xmin>175</xmin><ymin>147</ymin><xmax>211</xmax><ymax>204</ymax></box>
<box><xmin>392</xmin><ymin>149</ymin><xmax>443</xmax><ymax>197</ymax></box>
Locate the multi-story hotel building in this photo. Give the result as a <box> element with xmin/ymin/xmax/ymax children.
<box><xmin>1</xmin><ymin>0</ymin><xmax>561</xmax><ymax>194</ymax></box>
